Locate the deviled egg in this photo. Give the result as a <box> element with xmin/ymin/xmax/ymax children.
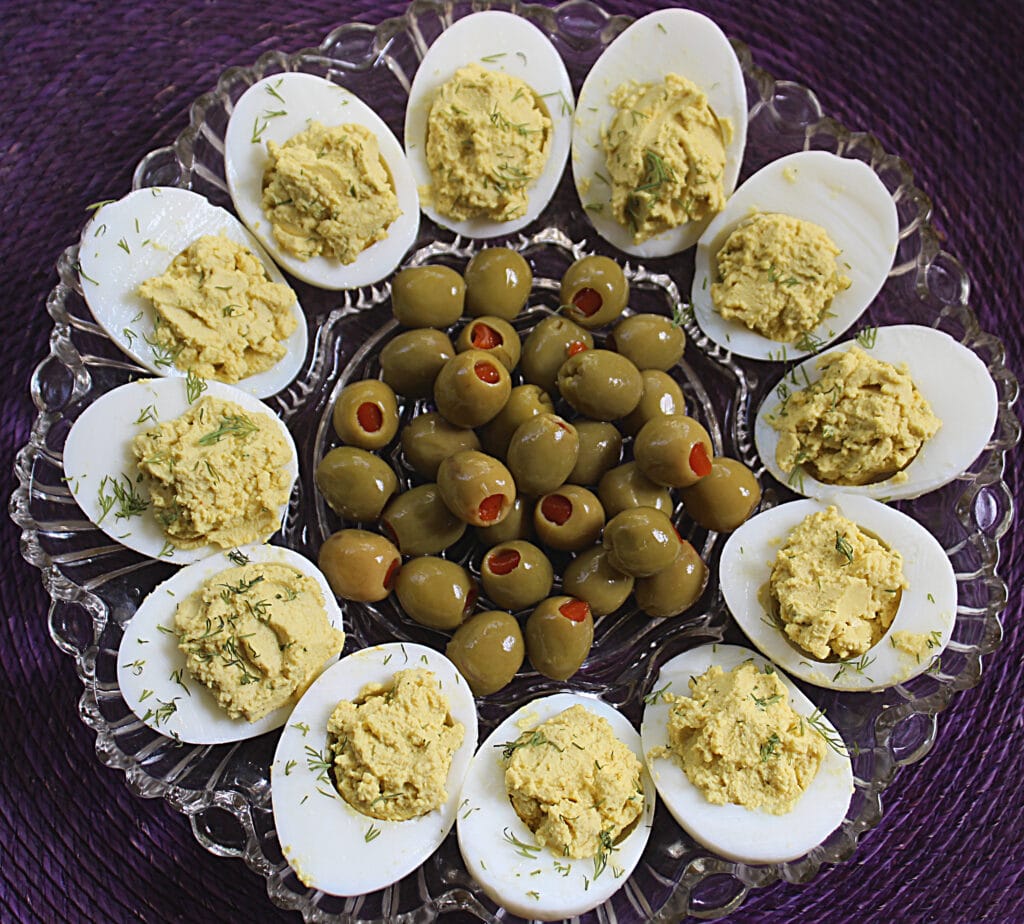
<box><xmin>403</xmin><ymin>10</ymin><xmax>574</xmax><ymax>238</ymax></box>
<box><xmin>271</xmin><ymin>643</ymin><xmax>477</xmax><ymax>896</ymax></box>
<box><xmin>719</xmin><ymin>494</ymin><xmax>957</xmax><ymax>691</ymax></box>
<box><xmin>572</xmin><ymin>8</ymin><xmax>747</xmax><ymax>257</ymax></box>
<box><xmin>754</xmin><ymin>324</ymin><xmax>999</xmax><ymax>501</ymax></box>
<box><xmin>641</xmin><ymin>643</ymin><xmax>853</xmax><ymax>864</ymax></box>
<box><xmin>692</xmin><ymin>151</ymin><xmax>899</xmax><ymax>360</ymax></box>
<box><xmin>224</xmin><ymin>72</ymin><xmax>419</xmax><ymax>289</ymax></box>
<box><xmin>78</xmin><ymin>186</ymin><xmax>307</xmax><ymax>398</ymax></box>
<box><xmin>62</xmin><ymin>376</ymin><xmax>298</xmax><ymax>564</ymax></box>
<box><xmin>457</xmin><ymin>692</ymin><xmax>655</xmax><ymax>921</ymax></box>
<box><xmin>116</xmin><ymin>544</ymin><xmax>343</xmax><ymax>743</ymax></box>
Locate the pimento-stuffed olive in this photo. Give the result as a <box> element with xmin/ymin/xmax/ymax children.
<box><xmin>446</xmin><ymin>610</ymin><xmax>525</xmax><ymax>696</ymax></box>
<box><xmin>437</xmin><ymin>450</ymin><xmax>516</xmax><ymax>527</ymax></box>
<box><xmin>506</xmin><ymin>414</ymin><xmax>579</xmax><ymax>496</ymax></box>
<box><xmin>559</xmin><ymin>255</ymin><xmax>629</xmax><ymax>329</ymax></box>
<box><xmin>400</xmin><ymin>412</ymin><xmax>481</xmax><ymax>480</ymax></box>
<box><xmin>474</xmin><ymin>495</ymin><xmax>534</xmax><ymax>546</ymax></box>
<box><xmin>525</xmin><ymin>596</ymin><xmax>594</xmax><ymax>681</ymax></box>
<box><xmin>608</xmin><ymin>312</ymin><xmax>685</xmax><ymax>371</ymax></box>
<box><xmin>319</xmin><ymin>529</ymin><xmax>400</xmax><ymax>602</ymax></box>
<box><xmin>433</xmin><ymin>349</ymin><xmax>511</xmax><ymax>428</ymax></box>
<box><xmin>315</xmin><ymin>446</ymin><xmax>398</xmax><ymax>522</ymax></box>
<box><xmin>379</xmin><ymin>328</ymin><xmax>454</xmax><ymax>399</ymax></box>
<box><xmin>620</xmin><ymin>369</ymin><xmax>686</xmax><ymax>436</ymax></box>
<box><xmin>562</xmin><ymin>546</ymin><xmax>635</xmax><ymax>617</ymax></box>
<box><xmin>568</xmin><ymin>420</ymin><xmax>623</xmax><ymax>486</ymax></box>
<box><xmin>395</xmin><ymin>557</ymin><xmax>477</xmax><ymax>630</ymax></box>
<box><xmin>463</xmin><ymin>247</ymin><xmax>532</xmax><ymax>321</ymax></box>
<box><xmin>633</xmin><ymin>414</ymin><xmax>714</xmax><ymax>488</ymax></box>
<box><xmin>332</xmin><ymin>379</ymin><xmax>399</xmax><ymax>450</ymax></box>
<box><xmin>519</xmin><ymin>315</ymin><xmax>594</xmax><ymax>394</ymax></box>
<box><xmin>479</xmin><ymin>384</ymin><xmax>555</xmax><ymax>459</ymax></box>
<box><xmin>381</xmin><ymin>483</ymin><xmax>466</xmax><ymax>555</ymax></box>
<box><xmin>635</xmin><ymin>539</ymin><xmax>709</xmax><ymax>617</ymax></box>
<box><xmin>480</xmin><ymin>540</ymin><xmax>554</xmax><ymax>611</ymax></box>
<box><xmin>391</xmin><ymin>264</ymin><xmax>465</xmax><ymax>328</ymax></box>
<box><xmin>679</xmin><ymin>457</ymin><xmax>761</xmax><ymax>532</ymax></box>
<box><xmin>597</xmin><ymin>462</ymin><xmax>673</xmax><ymax>518</ymax></box>
<box><xmin>557</xmin><ymin>349</ymin><xmax>643</xmax><ymax>421</ymax></box>
<box><xmin>602</xmin><ymin>507</ymin><xmax>681</xmax><ymax>577</ymax></box>
<box><xmin>533</xmin><ymin>485</ymin><xmax>605</xmax><ymax>551</ymax></box>
<box><xmin>455</xmin><ymin>316</ymin><xmax>521</xmax><ymax>372</ymax></box>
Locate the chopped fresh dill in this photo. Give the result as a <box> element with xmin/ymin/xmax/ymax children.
<box><xmin>643</xmin><ymin>680</ymin><xmax>672</xmax><ymax>705</ymax></box>
<box><xmin>185</xmin><ymin>369</ymin><xmax>207</xmax><ymax>403</ymax></box>
<box><xmin>835</xmin><ymin>532</ymin><xmax>855</xmax><ymax>564</ymax></box>
<box><xmin>503</xmin><ymin>827</ymin><xmax>540</xmax><ymax>858</ymax></box>
<box><xmin>856</xmin><ymin>326</ymin><xmax>878</xmax><ymax>349</ymax></box>
<box><xmin>96</xmin><ymin>473</ymin><xmax>148</xmax><ymax>524</ymax></box>
<box><xmin>759</xmin><ymin>732</ymin><xmax>781</xmax><ymax>762</ymax></box>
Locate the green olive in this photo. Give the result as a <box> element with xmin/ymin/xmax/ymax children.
<box><xmin>315</xmin><ymin>446</ymin><xmax>398</xmax><ymax>522</ymax></box>
<box><xmin>602</xmin><ymin>507</ymin><xmax>680</xmax><ymax>577</ymax></box>
<box><xmin>455</xmin><ymin>316</ymin><xmax>522</xmax><ymax>372</ymax></box>
<box><xmin>519</xmin><ymin>316</ymin><xmax>594</xmax><ymax>394</ymax></box>
<box><xmin>475</xmin><ymin>495</ymin><xmax>534</xmax><ymax>546</ymax></box>
<box><xmin>391</xmin><ymin>264</ymin><xmax>465</xmax><ymax>328</ymax></box>
<box><xmin>480</xmin><ymin>540</ymin><xmax>554</xmax><ymax>611</ymax></box>
<box><xmin>609</xmin><ymin>313</ymin><xmax>685</xmax><ymax>371</ymax></box>
<box><xmin>318</xmin><ymin>529</ymin><xmax>401</xmax><ymax>602</ymax></box>
<box><xmin>433</xmin><ymin>349</ymin><xmax>511</xmax><ymax>428</ymax></box>
<box><xmin>533</xmin><ymin>485</ymin><xmax>605</xmax><ymax>551</ymax></box>
<box><xmin>379</xmin><ymin>328</ymin><xmax>454</xmax><ymax>399</ymax></box>
<box><xmin>525</xmin><ymin>596</ymin><xmax>594</xmax><ymax>681</ymax></box>
<box><xmin>597</xmin><ymin>462</ymin><xmax>674</xmax><ymax>518</ymax></box>
<box><xmin>557</xmin><ymin>349</ymin><xmax>643</xmax><ymax>421</ymax></box>
<box><xmin>479</xmin><ymin>384</ymin><xmax>555</xmax><ymax>459</ymax></box>
<box><xmin>635</xmin><ymin>540</ymin><xmax>708</xmax><ymax>617</ymax></box>
<box><xmin>437</xmin><ymin>450</ymin><xmax>516</xmax><ymax>527</ymax></box>
<box><xmin>568</xmin><ymin>420</ymin><xmax>622</xmax><ymax>486</ymax></box>
<box><xmin>446</xmin><ymin>610</ymin><xmax>525</xmax><ymax>696</ymax></box>
<box><xmin>464</xmin><ymin>247</ymin><xmax>532</xmax><ymax>320</ymax></box>
<box><xmin>332</xmin><ymin>379</ymin><xmax>400</xmax><ymax>450</ymax></box>
<box><xmin>506</xmin><ymin>414</ymin><xmax>579</xmax><ymax>496</ymax></box>
<box><xmin>395</xmin><ymin>557</ymin><xmax>477</xmax><ymax>630</ymax></box>
<box><xmin>559</xmin><ymin>255</ymin><xmax>629</xmax><ymax>329</ymax></box>
<box><xmin>562</xmin><ymin>546</ymin><xmax>634</xmax><ymax>617</ymax></box>
<box><xmin>620</xmin><ymin>369</ymin><xmax>686</xmax><ymax>436</ymax></box>
<box><xmin>380</xmin><ymin>483</ymin><xmax>466</xmax><ymax>555</ymax></box>
<box><xmin>679</xmin><ymin>457</ymin><xmax>761</xmax><ymax>532</ymax></box>
<box><xmin>634</xmin><ymin>414</ymin><xmax>714</xmax><ymax>488</ymax></box>
<box><xmin>400</xmin><ymin>412</ymin><xmax>481</xmax><ymax>480</ymax></box>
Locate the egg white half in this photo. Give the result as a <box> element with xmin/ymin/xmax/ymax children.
<box><xmin>641</xmin><ymin>643</ymin><xmax>853</xmax><ymax>864</ymax></box>
<box><xmin>571</xmin><ymin>8</ymin><xmax>748</xmax><ymax>257</ymax></box>
<box><xmin>116</xmin><ymin>544</ymin><xmax>343</xmax><ymax>743</ymax></box>
<box><xmin>719</xmin><ymin>495</ymin><xmax>957</xmax><ymax>691</ymax></box>
<box><xmin>271</xmin><ymin>643</ymin><xmax>478</xmax><ymax>896</ymax></box>
<box><xmin>224</xmin><ymin>72</ymin><xmax>420</xmax><ymax>289</ymax></box>
<box><xmin>692</xmin><ymin>151</ymin><xmax>899</xmax><ymax>360</ymax></box>
<box><xmin>754</xmin><ymin>324</ymin><xmax>999</xmax><ymax>501</ymax></box>
<box><xmin>456</xmin><ymin>692</ymin><xmax>655</xmax><ymax>921</ymax></box>
<box><xmin>403</xmin><ymin>10</ymin><xmax>574</xmax><ymax>238</ymax></box>
<box><xmin>78</xmin><ymin>186</ymin><xmax>307</xmax><ymax>398</ymax></box>
<box><xmin>62</xmin><ymin>377</ymin><xmax>298</xmax><ymax>564</ymax></box>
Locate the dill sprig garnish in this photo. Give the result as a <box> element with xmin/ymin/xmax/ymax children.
<box><xmin>503</xmin><ymin>827</ymin><xmax>541</xmax><ymax>858</ymax></box>
<box><xmin>304</xmin><ymin>745</ymin><xmax>333</xmax><ymax>785</ymax></box>
<box><xmin>834</xmin><ymin>532</ymin><xmax>855</xmax><ymax>564</ymax></box>
<box><xmin>802</xmin><ymin>709</ymin><xmax>848</xmax><ymax>755</ymax></box>
<box><xmin>226</xmin><ymin>549</ymin><xmax>251</xmax><ymax>566</ymax></box>
<box><xmin>96</xmin><ymin>473</ymin><xmax>149</xmax><ymax>524</ymax></box>
<box><xmin>593</xmin><ymin>830</ymin><xmax>614</xmax><ymax>879</ymax></box>
<box><xmin>643</xmin><ymin>680</ymin><xmax>672</xmax><ymax>705</ymax></box>
<box><xmin>142</xmin><ymin>696</ymin><xmax>180</xmax><ymax>727</ymax></box>
<box><xmin>497</xmin><ymin>730</ymin><xmax>563</xmax><ymax>760</ymax></box>
<box><xmin>186</xmin><ymin>369</ymin><xmax>207</xmax><ymax>404</ymax></box>
<box><xmin>198</xmin><ymin>414</ymin><xmax>259</xmax><ymax>445</ymax></box>
<box><xmin>751</xmin><ymin>693</ymin><xmax>783</xmax><ymax>710</ymax></box>
<box><xmin>856</xmin><ymin>326</ymin><xmax>878</xmax><ymax>349</ymax></box>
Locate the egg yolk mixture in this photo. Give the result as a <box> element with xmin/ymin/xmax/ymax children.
<box><xmin>425</xmin><ymin>63</ymin><xmax>552</xmax><ymax>222</ymax></box>
<box><xmin>175</xmin><ymin>561</ymin><xmax>344</xmax><ymax>721</ymax></box>
<box><xmin>769</xmin><ymin>506</ymin><xmax>907</xmax><ymax>661</ymax></box>
<box><xmin>771</xmin><ymin>345</ymin><xmax>942</xmax><ymax>485</ymax></box>
<box><xmin>327</xmin><ymin>668</ymin><xmax>464</xmax><ymax>821</ymax></box>
<box><xmin>262</xmin><ymin>121</ymin><xmax>400</xmax><ymax>263</ymax></box>
<box><xmin>659</xmin><ymin>662</ymin><xmax>825</xmax><ymax>814</ymax></box>
<box><xmin>603</xmin><ymin>74</ymin><xmax>726</xmax><ymax>243</ymax></box>
<box><xmin>501</xmin><ymin>704</ymin><xmax>643</xmax><ymax>861</ymax></box>
<box><xmin>711</xmin><ymin>212</ymin><xmax>851</xmax><ymax>342</ymax></box>
<box><xmin>132</xmin><ymin>395</ymin><xmax>293</xmax><ymax>549</ymax></box>
<box><xmin>137</xmin><ymin>234</ymin><xmax>296</xmax><ymax>384</ymax></box>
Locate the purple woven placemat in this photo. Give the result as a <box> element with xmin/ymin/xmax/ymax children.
<box><xmin>2</xmin><ymin>1</ymin><xmax>1022</xmax><ymax>922</ymax></box>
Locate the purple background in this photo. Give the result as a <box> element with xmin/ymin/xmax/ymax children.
<box><xmin>2</xmin><ymin>1</ymin><xmax>1022</xmax><ymax>922</ymax></box>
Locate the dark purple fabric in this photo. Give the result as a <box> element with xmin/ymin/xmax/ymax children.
<box><xmin>2</xmin><ymin>1</ymin><xmax>1022</xmax><ymax>922</ymax></box>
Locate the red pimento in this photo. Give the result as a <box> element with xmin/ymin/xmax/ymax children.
<box><xmin>463</xmin><ymin>584</ymin><xmax>478</xmax><ymax>615</ymax></box>
<box><xmin>571</xmin><ymin>287</ymin><xmax>602</xmax><ymax>317</ymax></box>
<box><xmin>357</xmin><ymin>402</ymin><xmax>383</xmax><ymax>433</ymax></box>
<box><xmin>689</xmin><ymin>442</ymin><xmax>712</xmax><ymax>478</ymax></box>
<box><xmin>471</xmin><ymin>323</ymin><xmax>502</xmax><ymax>351</ymax></box>
<box><xmin>540</xmin><ymin>494</ymin><xmax>572</xmax><ymax>525</ymax></box>
<box><xmin>559</xmin><ymin>598</ymin><xmax>590</xmax><ymax>622</ymax></box>
<box><xmin>383</xmin><ymin>558</ymin><xmax>401</xmax><ymax>591</ymax></box>
<box><xmin>487</xmin><ymin>548</ymin><xmax>521</xmax><ymax>575</ymax></box>
<box><xmin>474</xmin><ymin>361</ymin><xmax>501</xmax><ymax>384</ymax></box>
<box><xmin>478</xmin><ymin>494</ymin><xmax>504</xmax><ymax>522</ymax></box>
<box><xmin>567</xmin><ymin>340</ymin><xmax>589</xmax><ymax>357</ymax></box>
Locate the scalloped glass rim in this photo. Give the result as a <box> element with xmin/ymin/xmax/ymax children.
<box><xmin>10</xmin><ymin>0</ymin><xmax>1020</xmax><ymax>922</ymax></box>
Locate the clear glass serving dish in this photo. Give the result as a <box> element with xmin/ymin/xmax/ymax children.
<box><xmin>11</xmin><ymin>0</ymin><xmax>1020</xmax><ymax>920</ymax></box>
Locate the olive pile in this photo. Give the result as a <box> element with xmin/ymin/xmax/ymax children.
<box><xmin>316</xmin><ymin>248</ymin><xmax>761</xmax><ymax>696</ymax></box>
